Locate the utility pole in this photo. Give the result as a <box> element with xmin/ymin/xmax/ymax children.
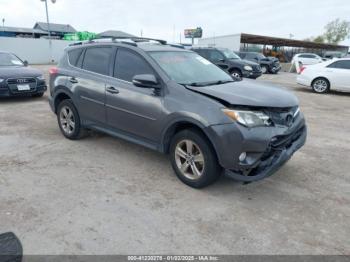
<box><xmin>2</xmin><ymin>18</ymin><xmax>5</xmax><ymax>32</ymax></box>
<box><xmin>41</xmin><ymin>0</ymin><xmax>56</xmax><ymax>63</ymax></box>
<box><xmin>173</xmin><ymin>24</ymin><xmax>175</xmax><ymax>43</ymax></box>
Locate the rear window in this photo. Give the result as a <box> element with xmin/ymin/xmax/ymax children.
<box><xmin>68</xmin><ymin>48</ymin><xmax>83</xmax><ymax>66</ymax></box>
<box><xmin>82</xmin><ymin>47</ymin><xmax>113</xmax><ymax>75</ymax></box>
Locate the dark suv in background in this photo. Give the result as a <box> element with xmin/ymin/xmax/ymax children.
<box><xmin>238</xmin><ymin>52</ymin><xmax>281</xmax><ymax>74</ymax></box>
<box><xmin>49</xmin><ymin>38</ymin><xmax>306</xmax><ymax>188</ymax></box>
<box><xmin>192</xmin><ymin>47</ymin><xmax>262</xmax><ymax>79</ymax></box>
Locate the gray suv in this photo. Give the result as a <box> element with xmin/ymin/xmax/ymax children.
<box><xmin>49</xmin><ymin>38</ymin><xmax>307</xmax><ymax>188</ymax></box>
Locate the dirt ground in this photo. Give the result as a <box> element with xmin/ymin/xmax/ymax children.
<box><xmin>0</xmin><ymin>66</ymin><xmax>349</xmax><ymax>255</ymax></box>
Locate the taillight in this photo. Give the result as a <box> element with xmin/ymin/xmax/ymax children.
<box><xmin>49</xmin><ymin>67</ymin><xmax>58</xmax><ymax>75</ymax></box>
<box><xmin>299</xmin><ymin>66</ymin><xmax>306</xmax><ymax>74</ymax></box>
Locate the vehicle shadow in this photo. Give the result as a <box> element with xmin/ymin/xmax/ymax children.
<box><xmin>293</xmin><ymin>87</ymin><xmax>350</xmax><ymax>97</ymax></box>
<box><xmin>0</xmin><ymin>95</ymin><xmax>48</xmax><ymax>103</ymax></box>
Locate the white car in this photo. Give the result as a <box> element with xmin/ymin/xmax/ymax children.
<box><xmin>293</xmin><ymin>53</ymin><xmax>323</xmax><ymax>65</ymax></box>
<box><xmin>297</xmin><ymin>58</ymin><xmax>350</xmax><ymax>93</ymax></box>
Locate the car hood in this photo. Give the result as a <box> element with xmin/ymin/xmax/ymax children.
<box><xmin>186</xmin><ymin>80</ymin><xmax>299</xmax><ymax>108</ymax></box>
<box><xmin>228</xmin><ymin>59</ymin><xmax>259</xmax><ymax>66</ymax></box>
<box><xmin>0</xmin><ymin>66</ymin><xmax>42</xmax><ymax>78</ymax></box>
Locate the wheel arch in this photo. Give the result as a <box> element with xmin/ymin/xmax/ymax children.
<box><xmin>53</xmin><ymin>88</ymin><xmax>73</xmax><ymax>113</ymax></box>
<box><xmin>160</xmin><ymin>120</ymin><xmax>219</xmax><ymax>160</ymax></box>
<box><xmin>228</xmin><ymin>67</ymin><xmax>242</xmax><ymax>75</ymax></box>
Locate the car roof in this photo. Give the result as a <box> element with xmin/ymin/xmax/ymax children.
<box><xmin>296</xmin><ymin>53</ymin><xmax>318</xmax><ymax>56</ymax></box>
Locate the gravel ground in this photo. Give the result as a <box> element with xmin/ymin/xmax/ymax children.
<box><xmin>0</xmin><ymin>66</ymin><xmax>349</xmax><ymax>255</ymax></box>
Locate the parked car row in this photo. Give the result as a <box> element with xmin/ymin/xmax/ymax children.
<box><xmin>191</xmin><ymin>47</ymin><xmax>262</xmax><ymax>79</ymax></box>
<box><xmin>237</xmin><ymin>51</ymin><xmax>282</xmax><ymax>74</ymax></box>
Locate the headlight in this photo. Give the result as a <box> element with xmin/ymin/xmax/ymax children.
<box><xmin>244</xmin><ymin>65</ymin><xmax>253</xmax><ymax>71</ymax></box>
<box><xmin>0</xmin><ymin>78</ymin><xmax>4</xmax><ymax>83</ymax></box>
<box><xmin>222</xmin><ymin>109</ymin><xmax>271</xmax><ymax>128</ymax></box>
<box><xmin>36</xmin><ymin>75</ymin><xmax>45</xmax><ymax>81</ymax></box>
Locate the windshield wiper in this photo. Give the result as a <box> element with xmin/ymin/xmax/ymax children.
<box><xmin>181</xmin><ymin>80</ymin><xmax>233</xmax><ymax>87</ymax></box>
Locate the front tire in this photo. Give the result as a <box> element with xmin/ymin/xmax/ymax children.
<box><xmin>57</xmin><ymin>99</ymin><xmax>86</xmax><ymax>140</ymax></box>
<box><xmin>261</xmin><ymin>65</ymin><xmax>268</xmax><ymax>74</ymax></box>
<box><xmin>230</xmin><ymin>69</ymin><xmax>242</xmax><ymax>80</ymax></box>
<box><xmin>169</xmin><ymin>129</ymin><xmax>222</xmax><ymax>188</ymax></box>
<box><xmin>312</xmin><ymin>78</ymin><xmax>330</xmax><ymax>94</ymax></box>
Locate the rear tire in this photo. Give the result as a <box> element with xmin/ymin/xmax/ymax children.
<box><xmin>57</xmin><ymin>99</ymin><xmax>87</xmax><ymax>140</ymax></box>
<box><xmin>312</xmin><ymin>78</ymin><xmax>330</xmax><ymax>94</ymax></box>
<box><xmin>169</xmin><ymin>129</ymin><xmax>222</xmax><ymax>188</ymax></box>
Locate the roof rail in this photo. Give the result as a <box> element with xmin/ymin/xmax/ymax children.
<box><xmin>68</xmin><ymin>37</ymin><xmax>167</xmax><ymax>47</ymax></box>
<box><xmin>110</xmin><ymin>36</ymin><xmax>167</xmax><ymax>45</ymax></box>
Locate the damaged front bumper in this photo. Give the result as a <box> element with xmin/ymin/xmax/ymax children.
<box><xmin>226</xmin><ymin>125</ymin><xmax>306</xmax><ymax>182</ymax></box>
<box><xmin>206</xmin><ymin>112</ymin><xmax>307</xmax><ymax>182</ymax></box>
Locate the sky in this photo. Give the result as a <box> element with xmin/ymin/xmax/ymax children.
<box><xmin>0</xmin><ymin>0</ymin><xmax>349</xmax><ymax>46</ymax></box>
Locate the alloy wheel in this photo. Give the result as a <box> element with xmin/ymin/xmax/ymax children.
<box><xmin>313</xmin><ymin>79</ymin><xmax>328</xmax><ymax>93</ymax></box>
<box><xmin>174</xmin><ymin>140</ymin><xmax>205</xmax><ymax>180</ymax></box>
<box><xmin>231</xmin><ymin>72</ymin><xmax>241</xmax><ymax>79</ymax></box>
<box><xmin>59</xmin><ymin>106</ymin><xmax>75</xmax><ymax>135</ymax></box>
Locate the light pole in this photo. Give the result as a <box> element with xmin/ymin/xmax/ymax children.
<box><xmin>41</xmin><ymin>0</ymin><xmax>56</xmax><ymax>62</ymax></box>
<box><xmin>2</xmin><ymin>18</ymin><xmax>5</xmax><ymax>32</ymax></box>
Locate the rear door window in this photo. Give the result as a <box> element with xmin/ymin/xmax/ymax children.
<box><xmin>114</xmin><ymin>48</ymin><xmax>154</xmax><ymax>82</ymax></box>
<box><xmin>82</xmin><ymin>47</ymin><xmax>114</xmax><ymax>75</ymax></box>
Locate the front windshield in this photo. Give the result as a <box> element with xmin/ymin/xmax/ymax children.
<box><xmin>0</xmin><ymin>53</ymin><xmax>24</xmax><ymax>67</ymax></box>
<box><xmin>149</xmin><ymin>51</ymin><xmax>233</xmax><ymax>85</ymax></box>
<box><xmin>219</xmin><ymin>49</ymin><xmax>241</xmax><ymax>60</ymax></box>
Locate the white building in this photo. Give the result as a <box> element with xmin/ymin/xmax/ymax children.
<box><xmin>198</xmin><ymin>34</ymin><xmax>241</xmax><ymax>51</ymax></box>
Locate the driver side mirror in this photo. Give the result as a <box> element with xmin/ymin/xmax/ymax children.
<box><xmin>132</xmin><ymin>74</ymin><xmax>159</xmax><ymax>88</ymax></box>
<box><xmin>23</xmin><ymin>60</ymin><xmax>28</xmax><ymax>67</ymax></box>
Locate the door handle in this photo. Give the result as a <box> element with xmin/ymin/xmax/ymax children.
<box><xmin>69</xmin><ymin>77</ymin><xmax>78</xmax><ymax>84</ymax></box>
<box><xmin>106</xmin><ymin>86</ymin><xmax>119</xmax><ymax>94</ymax></box>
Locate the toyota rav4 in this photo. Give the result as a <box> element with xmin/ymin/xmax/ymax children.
<box><xmin>49</xmin><ymin>38</ymin><xmax>307</xmax><ymax>188</ymax></box>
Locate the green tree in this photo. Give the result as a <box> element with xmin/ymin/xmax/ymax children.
<box><xmin>313</xmin><ymin>35</ymin><xmax>325</xmax><ymax>43</ymax></box>
<box><xmin>324</xmin><ymin>19</ymin><xmax>350</xmax><ymax>44</ymax></box>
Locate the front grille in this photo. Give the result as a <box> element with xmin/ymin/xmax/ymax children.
<box><xmin>265</xmin><ymin>106</ymin><xmax>299</xmax><ymax>126</ymax></box>
<box><xmin>7</xmin><ymin>78</ymin><xmax>36</xmax><ymax>85</ymax></box>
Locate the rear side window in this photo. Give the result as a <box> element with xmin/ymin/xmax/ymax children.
<box><xmin>328</xmin><ymin>60</ymin><xmax>350</xmax><ymax>69</ymax></box>
<box><xmin>207</xmin><ymin>50</ymin><xmax>225</xmax><ymax>61</ymax></box>
<box><xmin>114</xmin><ymin>49</ymin><xmax>154</xmax><ymax>82</ymax></box>
<box><xmin>299</xmin><ymin>54</ymin><xmax>316</xmax><ymax>58</ymax></box>
<box><xmin>82</xmin><ymin>47</ymin><xmax>113</xmax><ymax>75</ymax></box>
<box><xmin>238</xmin><ymin>53</ymin><xmax>246</xmax><ymax>59</ymax></box>
<box><xmin>194</xmin><ymin>49</ymin><xmax>209</xmax><ymax>59</ymax></box>
<box><xmin>68</xmin><ymin>48</ymin><xmax>83</xmax><ymax>66</ymax></box>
